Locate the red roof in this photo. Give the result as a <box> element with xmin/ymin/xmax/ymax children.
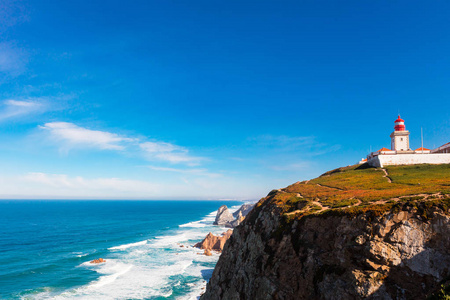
<box><xmin>395</xmin><ymin>115</ymin><xmax>404</xmax><ymax>123</ymax></box>
<box><xmin>415</xmin><ymin>147</ymin><xmax>430</xmax><ymax>151</ymax></box>
<box><xmin>377</xmin><ymin>147</ymin><xmax>391</xmax><ymax>152</ymax></box>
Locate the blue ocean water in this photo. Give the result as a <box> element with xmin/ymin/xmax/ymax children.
<box><xmin>0</xmin><ymin>200</ymin><xmax>243</xmax><ymax>299</ymax></box>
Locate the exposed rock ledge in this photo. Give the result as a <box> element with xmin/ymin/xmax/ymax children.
<box><xmin>201</xmin><ymin>200</ymin><xmax>450</xmax><ymax>299</ymax></box>
<box><xmin>194</xmin><ymin>230</ymin><xmax>233</xmax><ymax>252</ymax></box>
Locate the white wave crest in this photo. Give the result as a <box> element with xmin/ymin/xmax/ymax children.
<box><xmin>179</xmin><ymin>220</ymin><xmax>207</xmax><ymax>228</ymax></box>
<box><xmin>108</xmin><ymin>240</ymin><xmax>147</xmax><ymax>250</ymax></box>
<box><xmin>30</xmin><ymin>203</ymin><xmax>246</xmax><ymax>300</ymax></box>
<box><xmin>72</xmin><ymin>252</ymin><xmax>90</xmax><ymax>258</ymax></box>
<box><xmin>88</xmin><ymin>262</ymin><xmax>134</xmax><ymax>288</ymax></box>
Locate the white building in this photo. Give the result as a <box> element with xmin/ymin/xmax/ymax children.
<box><xmin>431</xmin><ymin>142</ymin><xmax>450</xmax><ymax>154</ymax></box>
<box><xmin>364</xmin><ymin>116</ymin><xmax>450</xmax><ymax>168</ymax></box>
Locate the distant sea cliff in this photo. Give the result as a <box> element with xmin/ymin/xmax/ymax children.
<box><xmin>201</xmin><ymin>164</ymin><xmax>450</xmax><ymax>299</ymax></box>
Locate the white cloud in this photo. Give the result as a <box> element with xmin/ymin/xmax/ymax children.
<box><xmin>0</xmin><ymin>96</ymin><xmax>69</xmax><ymax>122</ymax></box>
<box><xmin>6</xmin><ymin>99</ymin><xmax>37</xmax><ymax>107</ymax></box>
<box><xmin>140</xmin><ymin>141</ymin><xmax>182</xmax><ymax>153</ymax></box>
<box><xmin>14</xmin><ymin>172</ymin><xmax>160</xmax><ymax>198</ymax></box>
<box><xmin>0</xmin><ymin>99</ymin><xmax>44</xmax><ymax>121</ymax></box>
<box><xmin>140</xmin><ymin>141</ymin><xmax>204</xmax><ymax>165</ymax></box>
<box><xmin>148</xmin><ymin>166</ymin><xmax>221</xmax><ymax>178</ymax></box>
<box><xmin>0</xmin><ymin>172</ymin><xmax>259</xmax><ymax>200</ymax></box>
<box><xmin>40</xmin><ymin>122</ymin><xmax>134</xmax><ymax>151</ymax></box>
<box><xmin>39</xmin><ymin>122</ymin><xmax>206</xmax><ymax>166</ymax></box>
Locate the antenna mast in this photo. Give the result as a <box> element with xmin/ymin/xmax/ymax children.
<box><xmin>421</xmin><ymin>127</ymin><xmax>424</xmax><ymax>154</ymax></box>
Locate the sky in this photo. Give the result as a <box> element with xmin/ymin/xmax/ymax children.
<box><xmin>0</xmin><ymin>0</ymin><xmax>449</xmax><ymax>200</ymax></box>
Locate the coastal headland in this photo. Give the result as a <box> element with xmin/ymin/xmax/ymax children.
<box><xmin>201</xmin><ymin>164</ymin><xmax>450</xmax><ymax>299</ymax></box>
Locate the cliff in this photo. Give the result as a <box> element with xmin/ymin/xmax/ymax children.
<box><xmin>201</xmin><ymin>164</ymin><xmax>450</xmax><ymax>299</ymax></box>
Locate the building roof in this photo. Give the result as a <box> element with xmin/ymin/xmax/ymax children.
<box><xmin>378</xmin><ymin>147</ymin><xmax>391</xmax><ymax>152</ymax></box>
<box><xmin>432</xmin><ymin>142</ymin><xmax>450</xmax><ymax>151</ymax></box>
<box><xmin>415</xmin><ymin>147</ymin><xmax>430</xmax><ymax>151</ymax></box>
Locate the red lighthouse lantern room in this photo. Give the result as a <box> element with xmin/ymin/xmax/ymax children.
<box><xmin>394</xmin><ymin>116</ymin><xmax>405</xmax><ymax>131</ymax></box>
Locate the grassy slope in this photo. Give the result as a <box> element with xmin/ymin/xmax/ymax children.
<box><xmin>259</xmin><ymin>164</ymin><xmax>450</xmax><ymax>222</ymax></box>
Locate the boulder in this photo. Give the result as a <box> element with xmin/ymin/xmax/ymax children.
<box><xmin>204</xmin><ymin>249</ymin><xmax>212</xmax><ymax>256</ymax></box>
<box><xmin>213</xmin><ymin>205</ymin><xmax>235</xmax><ymax>226</ymax></box>
<box><xmin>194</xmin><ymin>229</ymin><xmax>233</xmax><ymax>252</ymax></box>
<box><xmin>90</xmin><ymin>258</ymin><xmax>106</xmax><ymax>264</ymax></box>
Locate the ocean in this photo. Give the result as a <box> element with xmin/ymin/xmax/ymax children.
<box><xmin>0</xmin><ymin>200</ymin><xmax>244</xmax><ymax>299</ymax></box>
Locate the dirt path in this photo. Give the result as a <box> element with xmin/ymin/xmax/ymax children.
<box><xmin>381</xmin><ymin>168</ymin><xmax>392</xmax><ymax>183</ymax></box>
<box><xmin>311</xmin><ymin>200</ymin><xmax>329</xmax><ymax>212</ymax></box>
<box><xmin>284</xmin><ymin>192</ymin><xmax>445</xmax><ymax>217</ymax></box>
<box><xmin>350</xmin><ymin>199</ymin><xmax>362</xmax><ymax>207</ymax></box>
<box><xmin>316</xmin><ymin>183</ymin><xmax>344</xmax><ymax>191</ymax></box>
<box><xmin>285</xmin><ymin>200</ymin><xmax>329</xmax><ymax>216</ymax></box>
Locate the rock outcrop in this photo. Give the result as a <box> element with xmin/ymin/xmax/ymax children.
<box><xmin>214</xmin><ymin>203</ymin><xmax>255</xmax><ymax>228</ymax></box>
<box><xmin>213</xmin><ymin>205</ymin><xmax>235</xmax><ymax>226</ymax></box>
<box><xmin>194</xmin><ymin>230</ymin><xmax>233</xmax><ymax>252</ymax></box>
<box><xmin>233</xmin><ymin>203</ymin><xmax>254</xmax><ymax>219</ymax></box>
<box><xmin>90</xmin><ymin>258</ymin><xmax>106</xmax><ymax>264</ymax></box>
<box><xmin>201</xmin><ymin>164</ymin><xmax>450</xmax><ymax>300</ymax></box>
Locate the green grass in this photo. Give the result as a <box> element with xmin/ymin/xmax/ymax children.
<box><xmin>264</xmin><ymin>164</ymin><xmax>450</xmax><ymax>220</ymax></box>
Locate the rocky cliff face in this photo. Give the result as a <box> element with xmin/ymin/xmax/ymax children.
<box><xmin>201</xmin><ymin>165</ymin><xmax>450</xmax><ymax>300</ymax></box>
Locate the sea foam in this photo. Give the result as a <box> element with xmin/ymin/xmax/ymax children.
<box><xmin>28</xmin><ymin>203</ymin><xmax>244</xmax><ymax>300</ymax></box>
<box><xmin>108</xmin><ymin>240</ymin><xmax>147</xmax><ymax>250</ymax></box>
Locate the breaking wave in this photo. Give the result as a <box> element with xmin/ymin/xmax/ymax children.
<box><xmin>26</xmin><ymin>203</ymin><xmax>244</xmax><ymax>300</ymax></box>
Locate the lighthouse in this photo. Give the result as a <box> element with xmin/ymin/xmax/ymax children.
<box><xmin>390</xmin><ymin>116</ymin><xmax>411</xmax><ymax>152</ymax></box>
<box><xmin>364</xmin><ymin>114</ymin><xmax>449</xmax><ymax>167</ymax></box>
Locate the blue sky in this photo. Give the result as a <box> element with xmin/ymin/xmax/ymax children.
<box><xmin>0</xmin><ymin>0</ymin><xmax>449</xmax><ymax>199</ymax></box>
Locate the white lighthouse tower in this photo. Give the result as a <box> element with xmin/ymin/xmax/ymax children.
<box><xmin>390</xmin><ymin>116</ymin><xmax>411</xmax><ymax>152</ymax></box>
<box><xmin>365</xmin><ymin>114</ymin><xmax>450</xmax><ymax>167</ymax></box>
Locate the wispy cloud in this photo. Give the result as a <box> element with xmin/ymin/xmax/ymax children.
<box><xmin>39</xmin><ymin>122</ymin><xmax>206</xmax><ymax>166</ymax></box>
<box><xmin>309</xmin><ymin>144</ymin><xmax>341</xmax><ymax>156</ymax></box>
<box><xmin>0</xmin><ymin>42</ymin><xmax>28</xmax><ymax>77</ymax></box>
<box><xmin>0</xmin><ymin>99</ymin><xmax>44</xmax><ymax>121</ymax></box>
<box><xmin>0</xmin><ymin>171</ymin><xmax>257</xmax><ymax>200</ymax></box>
<box><xmin>147</xmin><ymin>166</ymin><xmax>221</xmax><ymax>178</ymax></box>
<box><xmin>248</xmin><ymin>134</ymin><xmax>340</xmax><ymax>156</ymax></box>
<box><xmin>0</xmin><ymin>0</ymin><xmax>28</xmax><ymax>32</ymax></box>
<box><xmin>269</xmin><ymin>162</ymin><xmax>311</xmax><ymax>172</ymax></box>
<box><xmin>140</xmin><ymin>141</ymin><xmax>204</xmax><ymax>165</ymax></box>
<box><xmin>40</xmin><ymin>122</ymin><xmax>135</xmax><ymax>151</ymax></box>
<box><xmin>0</xmin><ymin>96</ymin><xmax>70</xmax><ymax>122</ymax></box>
<box><xmin>0</xmin><ymin>1</ymin><xmax>29</xmax><ymax>77</ymax></box>
<box><xmin>19</xmin><ymin>172</ymin><xmax>160</xmax><ymax>197</ymax></box>
<box><xmin>248</xmin><ymin>135</ymin><xmax>315</xmax><ymax>150</ymax></box>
